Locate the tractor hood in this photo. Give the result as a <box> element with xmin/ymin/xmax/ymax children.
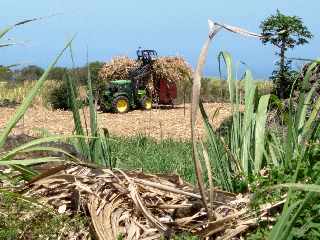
<box><xmin>110</xmin><ymin>79</ymin><xmax>132</xmax><ymax>85</ymax></box>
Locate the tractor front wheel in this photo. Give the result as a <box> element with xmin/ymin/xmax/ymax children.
<box><xmin>113</xmin><ymin>96</ymin><xmax>129</xmax><ymax>113</ymax></box>
<box><xmin>142</xmin><ymin>97</ymin><xmax>152</xmax><ymax>111</ymax></box>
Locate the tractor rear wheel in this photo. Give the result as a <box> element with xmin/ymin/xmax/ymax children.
<box><xmin>113</xmin><ymin>96</ymin><xmax>129</xmax><ymax>113</ymax></box>
<box><xmin>142</xmin><ymin>97</ymin><xmax>152</xmax><ymax>110</ymax></box>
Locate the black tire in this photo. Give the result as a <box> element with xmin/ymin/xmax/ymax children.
<box><xmin>112</xmin><ymin>96</ymin><xmax>129</xmax><ymax>113</ymax></box>
<box><xmin>99</xmin><ymin>102</ymin><xmax>108</xmax><ymax>112</ymax></box>
<box><xmin>141</xmin><ymin>97</ymin><xmax>152</xmax><ymax>110</ymax></box>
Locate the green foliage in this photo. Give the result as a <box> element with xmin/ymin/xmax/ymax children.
<box><xmin>47</xmin><ymin>81</ymin><xmax>71</xmax><ymax>110</ymax></box>
<box><xmin>16</xmin><ymin>65</ymin><xmax>45</xmax><ymax>81</ymax></box>
<box><xmin>260</xmin><ymin>10</ymin><xmax>313</xmax><ymax>98</ymax></box>
<box><xmin>198</xmin><ymin>52</ymin><xmax>271</xmax><ymax>192</ymax></box>
<box><xmin>270</xmin><ymin>61</ymin><xmax>299</xmax><ymax>98</ymax></box>
<box><xmin>168</xmin><ymin>233</ymin><xmax>199</xmax><ymax>240</ymax></box>
<box><xmin>201</xmin><ymin>77</ymin><xmax>273</xmax><ymax>104</ymax></box>
<box><xmin>64</xmin><ymin>54</ymin><xmax>112</xmax><ymax>168</ymax></box>
<box><xmin>260</xmin><ymin>10</ymin><xmax>313</xmax><ymax>49</ymax></box>
<box><xmin>47</xmin><ymin>66</ymin><xmax>68</xmax><ymax>80</ymax></box>
<box><xmin>0</xmin><ymin>65</ymin><xmax>13</xmax><ymax>81</ymax></box>
<box><xmin>109</xmin><ymin>135</ymin><xmax>195</xmax><ymax>183</ymax></box>
<box><xmin>248</xmin><ymin>62</ymin><xmax>320</xmax><ymax>240</ymax></box>
<box><xmin>88</xmin><ymin>61</ymin><xmax>104</xmax><ymax>87</ymax></box>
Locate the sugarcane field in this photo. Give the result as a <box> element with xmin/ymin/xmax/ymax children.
<box><xmin>1</xmin><ymin>1</ymin><xmax>320</xmax><ymax>240</ymax></box>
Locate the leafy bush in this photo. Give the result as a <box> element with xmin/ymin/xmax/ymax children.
<box><xmin>47</xmin><ymin>81</ymin><xmax>73</xmax><ymax>110</ymax></box>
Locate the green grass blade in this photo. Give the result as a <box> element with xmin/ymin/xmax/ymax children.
<box><xmin>0</xmin><ymin>25</ymin><xmax>14</xmax><ymax>39</ymax></box>
<box><xmin>272</xmin><ymin>183</ymin><xmax>320</xmax><ymax>193</ymax></box>
<box><xmin>0</xmin><ymin>135</ymin><xmax>86</xmax><ymax>161</ymax></box>
<box><xmin>269</xmin><ymin>199</ymin><xmax>303</xmax><ymax>240</ymax></box>
<box><xmin>0</xmin><ymin>157</ymin><xmax>64</xmax><ymax>166</ymax></box>
<box><xmin>10</xmin><ymin>165</ymin><xmax>38</xmax><ymax>180</ymax></box>
<box><xmin>254</xmin><ymin>94</ymin><xmax>270</xmax><ymax>173</ymax></box>
<box><xmin>241</xmin><ymin>70</ymin><xmax>256</xmax><ymax>175</ymax></box>
<box><xmin>199</xmin><ymin>101</ymin><xmax>235</xmax><ymax>192</ymax></box>
<box><xmin>303</xmin><ymin>96</ymin><xmax>320</xmax><ymax>138</ymax></box>
<box><xmin>0</xmin><ymin>37</ymin><xmax>75</xmax><ymax>148</ymax></box>
<box><xmin>98</xmin><ymin>128</ymin><xmax>112</xmax><ymax>168</ymax></box>
<box><xmin>66</xmin><ymin>74</ymin><xmax>91</xmax><ymax>159</ymax></box>
<box><xmin>218</xmin><ymin>51</ymin><xmax>235</xmax><ymax>103</ymax></box>
<box><xmin>87</xmin><ymin>51</ymin><xmax>97</xmax><ymax>137</ymax></box>
<box><xmin>0</xmin><ymin>17</ymin><xmax>53</xmax><ymax>41</ymax></box>
<box><xmin>18</xmin><ymin>146</ymin><xmax>80</xmax><ymax>161</ymax></box>
<box><xmin>296</xmin><ymin>88</ymin><xmax>315</xmax><ymax>139</ymax></box>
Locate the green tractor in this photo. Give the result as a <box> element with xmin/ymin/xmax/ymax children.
<box><xmin>99</xmin><ymin>79</ymin><xmax>152</xmax><ymax>113</ymax></box>
<box><xmin>98</xmin><ymin>49</ymin><xmax>157</xmax><ymax>113</ymax></box>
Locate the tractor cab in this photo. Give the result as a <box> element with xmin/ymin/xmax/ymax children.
<box><xmin>100</xmin><ymin>79</ymin><xmax>152</xmax><ymax>113</ymax></box>
<box><xmin>136</xmin><ymin>48</ymin><xmax>158</xmax><ymax>65</ymax></box>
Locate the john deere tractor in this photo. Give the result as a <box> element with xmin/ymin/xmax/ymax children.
<box><xmin>99</xmin><ymin>79</ymin><xmax>152</xmax><ymax>113</ymax></box>
<box><xmin>99</xmin><ymin>49</ymin><xmax>157</xmax><ymax>113</ymax></box>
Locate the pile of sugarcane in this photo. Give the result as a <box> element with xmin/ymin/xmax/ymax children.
<box><xmin>98</xmin><ymin>56</ymin><xmax>139</xmax><ymax>82</ymax></box>
<box><xmin>98</xmin><ymin>56</ymin><xmax>193</xmax><ymax>84</ymax></box>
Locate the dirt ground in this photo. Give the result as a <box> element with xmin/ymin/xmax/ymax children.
<box><xmin>0</xmin><ymin>103</ymin><xmax>233</xmax><ymax>140</ymax></box>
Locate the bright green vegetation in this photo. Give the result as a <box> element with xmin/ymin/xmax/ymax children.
<box><xmin>110</xmin><ymin>135</ymin><xmax>195</xmax><ymax>183</ymax></box>
<box><xmin>195</xmin><ymin>51</ymin><xmax>320</xmax><ymax>239</ymax></box>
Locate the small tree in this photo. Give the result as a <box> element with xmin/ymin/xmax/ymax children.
<box><xmin>260</xmin><ymin>10</ymin><xmax>313</xmax><ymax>98</ymax></box>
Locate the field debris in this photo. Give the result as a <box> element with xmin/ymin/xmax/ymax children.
<box><xmin>22</xmin><ymin>163</ymin><xmax>282</xmax><ymax>239</ymax></box>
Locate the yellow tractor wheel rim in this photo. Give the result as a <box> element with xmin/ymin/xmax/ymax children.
<box><xmin>116</xmin><ymin>99</ymin><xmax>128</xmax><ymax>112</ymax></box>
<box><xmin>144</xmin><ymin>99</ymin><xmax>152</xmax><ymax>110</ymax></box>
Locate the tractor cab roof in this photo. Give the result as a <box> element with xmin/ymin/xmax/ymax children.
<box><xmin>110</xmin><ymin>79</ymin><xmax>132</xmax><ymax>85</ymax></box>
<box><xmin>136</xmin><ymin>49</ymin><xmax>158</xmax><ymax>64</ymax></box>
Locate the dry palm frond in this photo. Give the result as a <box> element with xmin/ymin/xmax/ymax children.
<box><xmin>23</xmin><ymin>164</ymin><xmax>283</xmax><ymax>239</ymax></box>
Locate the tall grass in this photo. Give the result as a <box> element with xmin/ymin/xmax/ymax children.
<box><xmin>0</xmin><ymin>80</ymin><xmax>57</xmax><ymax>106</ymax></box>
<box><xmin>192</xmin><ymin>21</ymin><xmax>320</xmax><ymax>239</ymax></box>
<box><xmin>195</xmin><ymin>52</ymin><xmax>270</xmax><ymax>192</ymax></box>
<box><xmin>265</xmin><ymin>61</ymin><xmax>320</xmax><ymax>240</ymax></box>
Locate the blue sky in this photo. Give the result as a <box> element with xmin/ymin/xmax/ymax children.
<box><xmin>1</xmin><ymin>0</ymin><xmax>319</xmax><ymax>78</ymax></box>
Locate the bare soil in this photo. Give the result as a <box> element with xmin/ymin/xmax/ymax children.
<box><xmin>0</xmin><ymin>103</ymin><xmax>233</xmax><ymax>140</ymax></box>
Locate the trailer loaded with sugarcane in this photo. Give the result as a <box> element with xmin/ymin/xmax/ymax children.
<box><xmin>97</xmin><ymin>49</ymin><xmax>192</xmax><ymax>113</ymax></box>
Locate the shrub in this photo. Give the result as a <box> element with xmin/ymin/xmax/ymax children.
<box><xmin>47</xmin><ymin>81</ymin><xmax>73</xmax><ymax>110</ymax></box>
<box><xmin>48</xmin><ymin>66</ymin><xmax>68</xmax><ymax>80</ymax></box>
